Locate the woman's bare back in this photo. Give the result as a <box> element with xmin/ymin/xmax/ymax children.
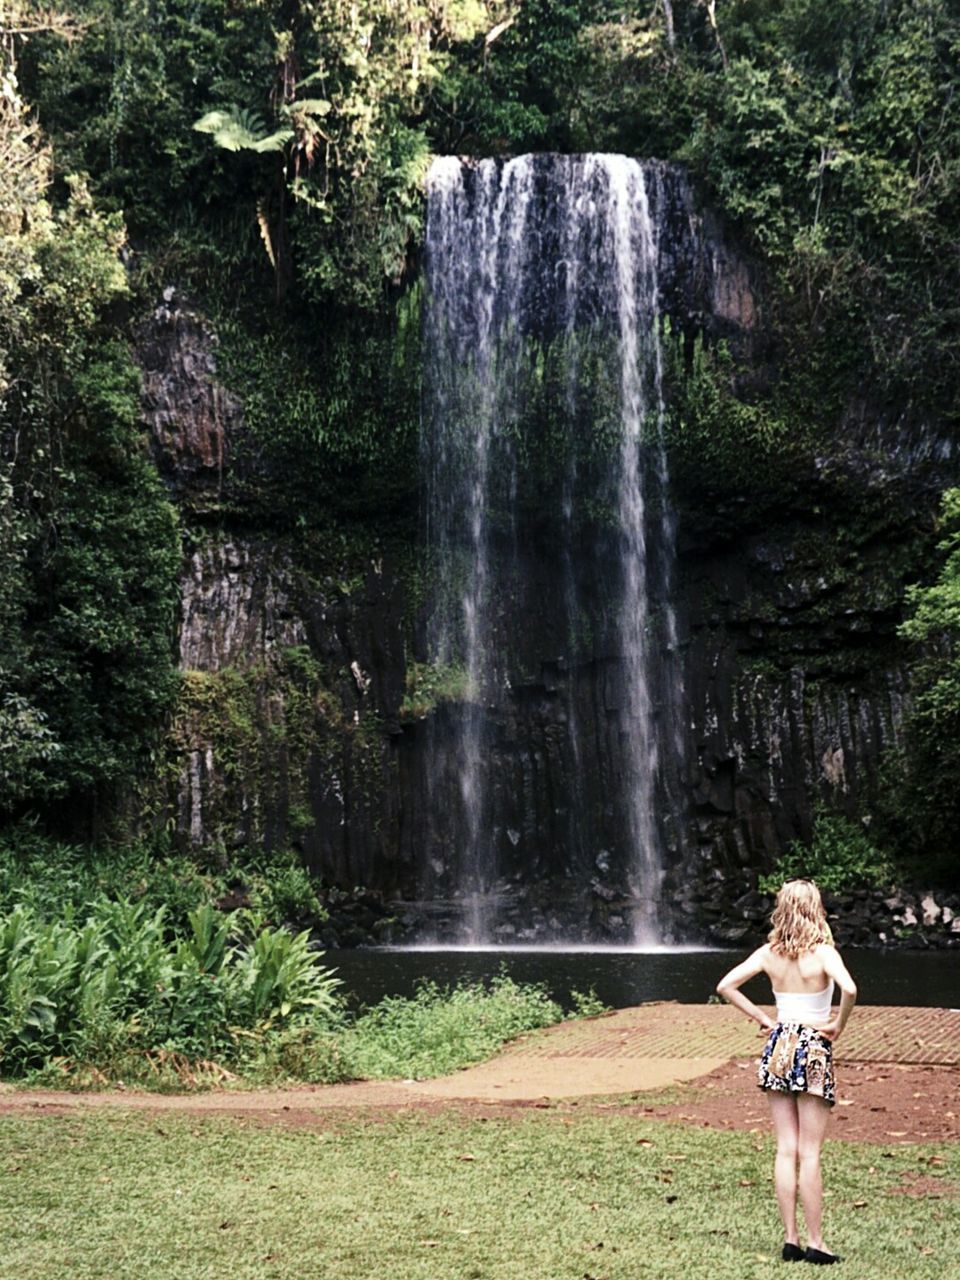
<box><xmin>761</xmin><ymin>943</ymin><xmax>833</xmax><ymax>993</ymax></box>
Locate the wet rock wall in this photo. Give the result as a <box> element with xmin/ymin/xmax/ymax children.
<box><xmin>136</xmin><ymin>183</ymin><xmax>956</xmax><ymax>940</ymax></box>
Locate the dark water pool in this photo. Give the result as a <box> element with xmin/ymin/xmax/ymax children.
<box><xmin>327</xmin><ymin>946</ymin><xmax>960</xmax><ymax>1013</ymax></box>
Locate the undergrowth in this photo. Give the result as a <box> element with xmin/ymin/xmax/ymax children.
<box><xmin>758</xmin><ymin>807</ymin><xmax>893</xmax><ymax>895</ymax></box>
<box><xmin>0</xmin><ymin>833</ymin><xmax>575</xmax><ymax>1088</ymax></box>
<box><xmin>0</xmin><ymin>894</ymin><xmax>565</xmax><ymax>1087</ymax></box>
<box><xmin>0</xmin><ymin>830</ymin><xmax>325</xmax><ymax>930</ymax></box>
<box><xmin>0</xmin><ymin>899</ymin><xmax>340</xmax><ymax>1079</ymax></box>
<box><xmin>255</xmin><ymin>976</ymin><xmax>564</xmax><ymax>1085</ymax></box>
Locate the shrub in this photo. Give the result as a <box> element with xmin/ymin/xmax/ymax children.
<box><xmin>0</xmin><ymin>899</ymin><xmax>341</xmax><ymax>1075</ymax></box>
<box><xmin>0</xmin><ymin>833</ymin><xmax>214</xmax><ymax>926</ymax></box>
<box><xmin>758</xmin><ymin>807</ymin><xmax>893</xmax><ymax>895</ymax></box>
<box><xmin>568</xmin><ymin>988</ymin><xmax>609</xmax><ymax>1019</ymax></box>
<box><xmin>338</xmin><ymin>975</ymin><xmax>563</xmax><ymax>1081</ymax></box>
<box><xmin>0</xmin><ymin>833</ymin><xmax>327</xmax><ymax>932</ymax></box>
<box><xmin>226</xmin><ymin>850</ymin><xmax>327</xmax><ymax>927</ymax></box>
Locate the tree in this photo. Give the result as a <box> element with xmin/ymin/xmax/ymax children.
<box><xmin>1</xmin><ymin>5</ymin><xmax>181</xmax><ymax>823</ymax></box>
<box><xmin>192</xmin><ymin>1</ymin><xmax>509</xmax><ymax>304</ymax></box>
<box><xmin>889</xmin><ymin>489</ymin><xmax>960</xmax><ymax>881</ymax></box>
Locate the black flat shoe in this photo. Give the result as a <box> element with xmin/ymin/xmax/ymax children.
<box><xmin>805</xmin><ymin>1247</ymin><xmax>842</xmax><ymax>1265</ymax></box>
<box><xmin>782</xmin><ymin>1242</ymin><xmax>805</xmax><ymax>1261</ymax></box>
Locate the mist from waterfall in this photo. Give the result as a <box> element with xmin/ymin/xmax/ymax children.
<box><xmin>422</xmin><ymin>154</ymin><xmax>682</xmax><ymax>945</ymax></box>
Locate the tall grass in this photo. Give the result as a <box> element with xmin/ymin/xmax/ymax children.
<box><xmin>253</xmin><ymin>976</ymin><xmax>565</xmax><ymax>1084</ymax></box>
<box><xmin>344</xmin><ymin>977</ymin><xmax>562</xmax><ymax>1078</ymax></box>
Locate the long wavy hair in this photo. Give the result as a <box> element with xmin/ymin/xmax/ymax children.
<box><xmin>767</xmin><ymin>879</ymin><xmax>834</xmax><ymax>958</ymax></box>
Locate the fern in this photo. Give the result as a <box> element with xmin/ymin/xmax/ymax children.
<box><xmin>193</xmin><ymin>108</ymin><xmax>291</xmax><ymax>154</ymax></box>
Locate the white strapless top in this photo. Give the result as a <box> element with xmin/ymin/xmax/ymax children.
<box><xmin>773</xmin><ymin>980</ymin><xmax>835</xmax><ymax>1024</ymax></box>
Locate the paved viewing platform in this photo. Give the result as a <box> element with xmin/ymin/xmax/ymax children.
<box><xmin>404</xmin><ymin>1002</ymin><xmax>960</xmax><ymax>1102</ymax></box>
<box><xmin>506</xmin><ymin>1002</ymin><xmax>960</xmax><ymax>1065</ymax></box>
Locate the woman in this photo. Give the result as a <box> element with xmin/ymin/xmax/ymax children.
<box><xmin>716</xmin><ymin>879</ymin><xmax>857</xmax><ymax>1265</ymax></box>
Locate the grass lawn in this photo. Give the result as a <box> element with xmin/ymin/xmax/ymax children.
<box><xmin>0</xmin><ymin>1107</ymin><xmax>954</xmax><ymax>1280</ymax></box>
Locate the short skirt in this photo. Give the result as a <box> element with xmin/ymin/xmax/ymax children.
<box><xmin>758</xmin><ymin>1022</ymin><xmax>836</xmax><ymax>1106</ymax></box>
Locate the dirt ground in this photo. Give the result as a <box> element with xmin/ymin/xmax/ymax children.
<box><xmin>620</xmin><ymin>1058</ymin><xmax>960</xmax><ymax>1145</ymax></box>
<box><xmin>2</xmin><ymin>1058</ymin><xmax>957</xmax><ymax>1146</ymax></box>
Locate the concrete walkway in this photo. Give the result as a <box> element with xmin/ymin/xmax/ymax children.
<box><xmin>2</xmin><ymin>1003</ymin><xmax>957</xmax><ymax>1112</ymax></box>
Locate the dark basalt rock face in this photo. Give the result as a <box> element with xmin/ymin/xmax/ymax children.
<box><xmin>173</xmin><ymin>535</ymin><xmax>408</xmax><ymax>890</ymax></box>
<box><xmin>136</xmin><ymin>158</ymin><xmax>958</xmax><ymax>943</ymax></box>
<box><xmin>137</xmin><ymin>287</ymin><xmax>243</xmax><ymax>511</ymax></box>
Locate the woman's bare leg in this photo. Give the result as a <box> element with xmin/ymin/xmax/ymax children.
<box><xmin>797</xmin><ymin>1094</ymin><xmax>832</xmax><ymax>1251</ymax></box>
<box><xmin>767</xmin><ymin>1092</ymin><xmax>800</xmax><ymax>1243</ymax></box>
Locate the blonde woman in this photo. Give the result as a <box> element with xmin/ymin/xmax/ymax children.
<box><xmin>716</xmin><ymin>879</ymin><xmax>857</xmax><ymax>1265</ymax></box>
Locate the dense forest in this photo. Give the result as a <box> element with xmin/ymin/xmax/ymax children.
<box><xmin>1</xmin><ymin>0</ymin><xmax>959</xmax><ymax>925</ymax></box>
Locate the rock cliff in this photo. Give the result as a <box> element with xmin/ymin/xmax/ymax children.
<box><xmin>136</xmin><ymin>165</ymin><xmax>956</xmax><ymax>943</ymax></box>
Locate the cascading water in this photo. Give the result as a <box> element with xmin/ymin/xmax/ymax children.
<box><xmin>421</xmin><ymin>154</ymin><xmax>684</xmax><ymax>945</ymax></box>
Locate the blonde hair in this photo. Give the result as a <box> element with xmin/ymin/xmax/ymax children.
<box><xmin>767</xmin><ymin>879</ymin><xmax>834</xmax><ymax>958</ymax></box>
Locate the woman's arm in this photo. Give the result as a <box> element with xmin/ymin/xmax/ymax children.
<box><xmin>716</xmin><ymin>946</ymin><xmax>775</xmax><ymax>1032</ymax></box>
<box><xmin>818</xmin><ymin>945</ymin><xmax>858</xmax><ymax>1041</ymax></box>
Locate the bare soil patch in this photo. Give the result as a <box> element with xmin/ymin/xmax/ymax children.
<box><xmin>3</xmin><ymin>1001</ymin><xmax>959</xmax><ymax>1146</ymax></box>
<box><xmin>888</xmin><ymin>1169</ymin><xmax>957</xmax><ymax>1198</ymax></box>
<box><xmin>619</xmin><ymin>1058</ymin><xmax>960</xmax><ymax>1144</ymax></box>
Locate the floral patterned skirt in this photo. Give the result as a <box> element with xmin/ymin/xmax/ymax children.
<box><xmin>758</xmin><ymin>1022</ymin><xmax>836</xmax><ymax>1106</ymax></box>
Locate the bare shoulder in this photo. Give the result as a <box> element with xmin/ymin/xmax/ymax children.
<box><xmin>742</xmin><ymin>942</ymin><xmax>772</xmax><ymax>973</ymax></box>
<box><xmin>716</xmin><ymin>942</ymin><xmax>770</xmax><ymax>991</ymax></box>
<box><xmin>817</xmin><ymin>943</ymin><xmax>858</xmax><ymax>992</ymax></box>
<box><xmin>747</xmin><ymin>941</ymin><xmax>775</xmax><ymax>976</ymax></box>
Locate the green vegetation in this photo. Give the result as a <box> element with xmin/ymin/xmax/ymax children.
<box><xmin>213</xmin><ymin>293</ymin><xmax>422</xmax><ymax>524</ymax></box>
<box><xmin>661</xmin><ymin>335</ymin><xmax>807</xmax><ymax>510</ymax></box>
<box><xmin>2</xmin><ymin>1</ymin><xmax>959</xmax><ymax>886</ymax></box>
<box><xmin>21</xmin><ymin>0</ymin><xmax>960</xmax><ymax>464</ymax></box>
<box><xmin>880</xmin><ymin>488</ymin><xmax>960</xmax><ymax>887</ymax></box>
<box><xmin>0</xmin><ymin>1109</ymin><xmax>954</xmax><ymax>1279</ymax></box>
<box><xmin>332</xmin><ymin>976</ymin><xmax>561</xmax><ymax>1080</ymax></box>
<box><xmin>0</xmin><ymin>898</ymin><xmax>341</xmax><ymax>1076</ymax></box>
<box><xmin>399</xmin><ymin>661</ymin><xmax>471</xmax><ymax>721</ymax></box>
<box><xmin>1</xmin><ymin>11</ymin><xmax>180</xmax><ymax>828</ymax></box>
<box><xmin>0</xmin><ymin>834</ymin><xmax>327</xmax><ymax>933</ymax></box>
<box><xmin>0</xmin><ymin>844</ymin><xmax>563</xmax><ymax>1081</ymax></box>
<box><xmin>758</xmin><ymin>806</ymin><xmax>892</xmax><ymax>895</ymax></box>
<box><xmin>248</xmin><ymin>974</ymin><xmax>564</xmax><ymax>1086</ymax></box>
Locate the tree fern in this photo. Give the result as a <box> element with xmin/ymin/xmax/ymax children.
<box><xmin>193</xmin><ymin>107</ymin><xmax>292</xmax><ymax>154</ymax></box>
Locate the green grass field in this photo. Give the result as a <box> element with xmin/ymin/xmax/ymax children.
<box><xmin>0</xmin><ymin>1107</ymin><xmax>954</xmax><ymax>1280</ymax></box>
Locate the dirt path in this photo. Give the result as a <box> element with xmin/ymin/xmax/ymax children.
<box><xmin>619</xmin><ymin>1058</ymin><xmax>960</xmax><ymax>1145</ymax></box>
<box><xmin>3</xmin><ymin>1003</ymin><xmax>958</xmax><ymax>1144</ymax></box>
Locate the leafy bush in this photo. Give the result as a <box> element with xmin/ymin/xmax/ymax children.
<box><xmin>242</xmin><ymin>973</ymin><xmax>569</xmax><ymax>1086</ymax></box>
<box><xmin>399</xmin><ymin>661</ymin><xmax>471</xmax><ymax>722</ymax></box>
<box><xmin>882</xmin><ymin>488</ymin><xmax>960</xmax><ymax>887</ymax></box>
<box><xmin>0</xmin><ymin>899</ymin><xmax>341</xmax><ymax>1074</ymax></box>
<box><xmin>0</xmin><ymin>890</ymin><xmax>571</xmax><ymax>1084</ymax></box>
<box><xmin>0</xmin><ymin>833</ymin><xmax>327</xmax><ymax>932</ymax></box>
<box><xmin>336</xmin><ymin>976</ymin><xmax>563</xmax><ymax>1081</ymax></box>
<box><xmin>758</xmin><ymin>807</ymin><xmax>892</xmax><ymax>895</ymax></box>
<box><xmin>568</xmin><ymin>987</ymin><xmax>609</xmax><ymax>1019</ymax></box>
<box><xmin>225</xmin><ymin>850</ymin><xmax>327</xmax><ymax>928</ymax></box>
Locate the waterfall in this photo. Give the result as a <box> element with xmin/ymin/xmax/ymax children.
<box><xmin>421</xmin><ymin>154</ymin><xmax>683</xmax><ymax>945</ymax></box>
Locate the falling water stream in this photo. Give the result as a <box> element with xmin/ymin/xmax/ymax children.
<box><xmin>422</xmin><ymin>155</ymin><xmax>681</xmax><ymax>945</ymax></box>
